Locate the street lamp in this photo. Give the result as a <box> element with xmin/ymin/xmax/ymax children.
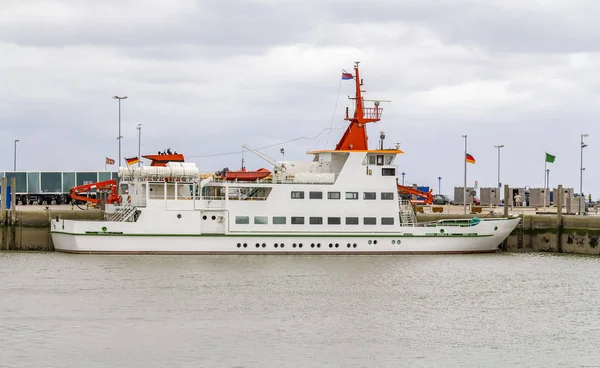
<box><xmin>113</xmin><ymin>95</ymin><xmax>128</xmax><ymax>166</ymax></box>
<box><xmin>580</xmin><ymin>133</ymin><xmax>589</xmax><ymax>214</ymax></box>
<box><xmin>401</xmin><ymin>172</ymin><xmax>406</xmax><ymax>186</ymax></box>
<box><xmin>437</xmin><ymin>176</ymin><xmax>442</xmax><ymax>194</ymax></box>
<box><xmin>136</xmin><ymin>124</ymin><xmax>142</xmax><ymax>167</ymax></box>
<box><xmin>494</xmin><ymin>144</ymin><xmax>504</xmax><ymax>205</ymax></box>
<box><xmin>13</xmin><ymin>139</ymin><xmax>19</xmax><ymax>171</ymax></box>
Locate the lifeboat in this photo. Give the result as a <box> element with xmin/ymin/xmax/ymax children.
<box><xmin>223</xmin><ymin>167</ymin><xmax>271</xmax><ymax>181</ymax></box>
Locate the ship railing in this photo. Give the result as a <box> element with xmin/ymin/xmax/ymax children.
<box><xmin>106</xmin><ymin>196</ymin><xmax>142</xmax><ymax>222</ymax></box>
<box><xmin>398</xmin><ymin>199</ymin><xmax>417</xmax><ymax>225</ymax></box>
<box><xmin>363</xmin><ymin>107</ymin><xmax>383</xmax><ymax>120</ymax></box>
<box><xmin>207</xmin><ymin>177</ymin><xmax>335</xmax><ymax>185</ymax></box>
<box><xmin>227</xmin><ymin>196</ymin><xmax>268</xmax><ymax>201</ymax></box>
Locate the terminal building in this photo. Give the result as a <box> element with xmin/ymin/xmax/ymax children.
<box><xmin>0</xmin><ymin>171</ymin><xmax>119</xmax><ymax>205</ymax></box>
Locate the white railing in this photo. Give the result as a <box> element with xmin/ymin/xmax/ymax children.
<box><xmin>398</xmin><ymin>199</ymin><xmax>417</xmax><ymax>226</ymax></box>
<box><xmin>106</xmin><ymin>196</ymin><xmax>142</xmax><ymax>222</ymax></box>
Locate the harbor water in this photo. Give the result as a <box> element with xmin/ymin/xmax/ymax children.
<box><xmin>1</xmin><ymin>252</ymin><xmax>600</xmax><ymax>367</ymax></box>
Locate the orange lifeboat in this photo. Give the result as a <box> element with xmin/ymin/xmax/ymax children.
<box><xmin>223</xmin><ymin>167</ymin><xmax>271</xmax><ymax>181</ymax></box>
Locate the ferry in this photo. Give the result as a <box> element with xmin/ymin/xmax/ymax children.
<box><xmin>50</xmin><ymin>63</ymin><xmax>520</xmax><ymax>254</ymax></box>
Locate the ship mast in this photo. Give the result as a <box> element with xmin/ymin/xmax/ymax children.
<box><xmin>335</xmin><ymin>62</ymin><xmax>386</xmax><ymax>151</ymax></box>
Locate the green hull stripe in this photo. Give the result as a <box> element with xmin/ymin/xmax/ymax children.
<box><xmin>52</xmin><ymin>231</ymin><xmax>493</xmax><ymax>238</ymax></box>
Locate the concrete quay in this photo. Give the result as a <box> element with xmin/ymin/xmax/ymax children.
<box><xmin>1</xmin><ymin>204</ymin><xmax>600</xmax><ymax>254</ymax></box>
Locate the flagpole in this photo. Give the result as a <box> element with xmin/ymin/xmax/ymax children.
<box><xmin>463</xmin><ymin>134</ymin><xmax>467</xmax><ymax>214</ymax></box>
<box><xmin>543</xmin><ymin>153</ymin><xmax>547</xmax><ymax>208</ymax></box>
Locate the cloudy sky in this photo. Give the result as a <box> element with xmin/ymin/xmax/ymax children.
<box><xmin>1</xmin><ymin>0</ymin><xmax>599</xmax><ymax>196</ymax></box>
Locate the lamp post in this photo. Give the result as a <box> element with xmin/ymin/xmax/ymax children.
<box><xmin>580</xmin><ymin>133</ymin><xmax>589</xmax><ymax>214</ymax></box>
<box><xmin>437</xmin><ymin>176</ymin><xmax>442</xmax><ymax>194</ymax></box>
<box><xmin>137</xmin><ymin>124</ymin><xmax>142</xmax><ymax>167</ymax></box>
<box><xmin>494</xmin><ymin>144</ymin><xmax>504</xmax><ymax>205</ymax></box>
<box><xmin>401</xmin><ymin>172</ymin><xmax>406</xmax><ymax>186</ymax></box>
<box><xmin>13</xmin><ymin>139</ymin><xmax>19</xmax><ymax>171</ymax></box>
<box><xmin>462</xmin><ymin>134</ymin><xmax>467</xmax><ymax>214</ymax></box>
<box><xmin>113</xmin><ymin>96</ymin><xmax>128</xmax><ymax>166</ymax></box>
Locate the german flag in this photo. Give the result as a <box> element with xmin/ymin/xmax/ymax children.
<box><xmin>466</xmin><ymin>153</ymin><xmax>476</xmax><ymax>164</ymax></box>
<box><xmin>125</xmin><ymin>157</ymin><xmax>141</xmax><ymax>166</ymax></box>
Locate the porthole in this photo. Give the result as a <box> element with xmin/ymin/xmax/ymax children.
<box><xmin>311</xmin><ymin>243</ymin><xmax>315</xmax><ymax>248</ymax></box>
<box><xmin>243</xmin><ymin>243</ymin><xmax>247</xmax><ymax>248</ymax></box>
<box><xmin>440</xmin><ymin>229</ymin><xmax>445</xmax><ymax>234</ymax></box>
<box><xmin>335</xmin><ymin>243</ymin><xmax>339</xmax><ymax>248</ymax></box>
<box><xmin>274</xmin><ymin>243</ymin><xmax>279</xmax><ymax>248</ymax></box>
<box><xmin>256</xmin><ymin>243</ymin><xmax>260</xmax><ymax>248</ymax></box>
<box><xmin>299</xmin><ymin>243</ymin><xmax>303</xmax><ymax>248</ymax></box>
<box><xmin>202</xmin><ymin>215</ymin><xmax>207</xmax><ymax>220</ymax></box>
<box><xmin>392</xmin><ymin>240</ymin><xmax>396</xmax><ymax>244</ymax></box>
<box><xmin>397</xmin><ymin>240</ymin><xmax>401</xmax><ymax>245</ymax></box>
<box><xmin>211</xmin><ymin>215</ymin><xmax>216</xmax><ymax>220</ymax></box>
<box><xmin>347</xmin><ymin>243</ymin><xmax>351</xmax><ymax>248</ymax></box>
<box><xmin>329</xmin><ymin>243</ymin><xmax>333</xmax><ymax>248</ymax></box>
<box><xmin>293</xmin><ymin>243</ymin><xmax>297</xmax><ymax>248</ymax></box>
<box><xmin>368</xmin><ymin>240</ymin><xmax>372</xmax><ymax>245</ymax></box>
<box><xmin>494</xmin><ymin>226</ymin><xmax>498</xmax><ymax>231</ymax></box>
<box><xmin>373</xmin><ymin>240</ymin><xmax>378</xmax><ymax>245</ymax></box>
<box><xmin>177</xmin><ymin>214</ymin><xmax>182</xmax><ymax>219</ymax></box>
<box><xmin>353</xmin><ymin>243</ymin><xmax>357</xmax><ymax>248</ymax></box>
<box><xmin>237</xmin><ymin>243</ymin><xmax>241</xmax><ymax>248</ymax></box>
<box><xmin>262</xmin><ymin>243</ymin><xmax>266</xmax><ymax>248</ymax></box>
<box><xmin>281</xmin><ymin>243</ymin><xmax>285</xmax><ymax>248</ymax></box>
<box><xmin>317</xmin><ymin>243</ymin><xmax>321</xmax><ymax>248</ymax></box>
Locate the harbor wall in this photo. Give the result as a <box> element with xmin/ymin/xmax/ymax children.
<box><xmin>2</xmin><ymin>210</ymin><xmax>600</xmax><ymax>254</ymax></box>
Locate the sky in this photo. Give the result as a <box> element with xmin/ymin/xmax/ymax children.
<box><xmin>1</xmin><ymin>0</ymin><xmax>599</xmax><ymax>196</ymax></box>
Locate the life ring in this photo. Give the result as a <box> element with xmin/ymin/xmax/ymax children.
<box><xmin>127</xmin><ymin>195</ymin><xmax>131</xmax><ymax>204</ymax></box>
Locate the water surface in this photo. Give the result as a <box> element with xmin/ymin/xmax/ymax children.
<box><xmin>1</xmin><ymin>252</ymin><xmax>599</xmax><ymax>367</ymax></box>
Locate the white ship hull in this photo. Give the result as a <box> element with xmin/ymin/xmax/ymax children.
<box><xmin>51</xmin><ymin>217</ymin><xmax>519</xmax><ymax>255</ymax></box>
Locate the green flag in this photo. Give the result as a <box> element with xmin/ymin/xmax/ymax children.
<box><xmin>545</xmin><ymin>152</ymin><xmax>556</xmax><ymax>163</ymax></box>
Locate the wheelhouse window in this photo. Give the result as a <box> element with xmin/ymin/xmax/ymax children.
<box><xmin>346</xmin><ymin>217</ymin><xmax>359</xmax><ymax>225</ymax></box>
<box><xmin>381</xmin><ymin>217</ymin><xmax>395</xmax><ymax>225</ymax></box>
<box><xmin>345</xmin><ymin>192</ymin><xmax>358</xmax><ymax>200</ymax></box>
<box><xmin>291</xmin><ymin>217</ymin><xmax>305</xmax><ymax>225</ymax></box>
<box><xmin>309</xmin><ymin>217</ymin><xmax>323</xmax><ymax>225</ymax></box>
<box><xmin>363</xmin><ymin>155</ymin><xmax>376</xmax><ymax>165</ymax></box>
<box><xmin>363</xmin><ymin>192</ymin><xmax>376</xmax><ymax>200</ymax></box>
<box><xmin>254</xmin><ymin>216</ymin><xmax>268</xmax><ymax>224</ymax></box>
<box><xmin>381</xmin><ymin>192</ymin><xmax>394</xmax><ymax>200</ymax></box>
<box><xmin>364</xmin><ymin>217</ymin><xmax>377</xmax><ymax>225</ymax></box>
<box><xmin>382</xmin><ymin>168</ymin><xmax>396</xmax><ymax>176</ymax></box>
<box><xmin>309</xmin><ymin>191</ymin><xmax>323</xmax><ymax>199</ymax></box>
<box><xmin>235</xmin><ymin>216</ymin><xmax>250</xmax><ymax>224</ymax></box>
<box><xmin>291</xmin><ymin>191</ymin><xmax>304</xmax><ymax>199</ymax></box>
<box><xmin>328</xmin><ymin>217</ymin><xmax>341</xmax><ymax>225</ymax></box>
<box><xmin>327</xmin><ymin>191</ymin><xmax>341</xmax><ymax>200</ymax></box>
<box><xmin>273</xmin><ymin>216</ymin><xmax>286</xmax><ymax>225</ymax></box>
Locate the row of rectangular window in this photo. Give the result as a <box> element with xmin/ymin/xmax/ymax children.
<box><xmin>235</xmin><ymin>216</ymin><xmax>395</xmax><ymax>225</ymax></box>
<box><xmin>291</xmin><ymin>191</ymin><xmax>395</xmax><ymax>200</ymax></box>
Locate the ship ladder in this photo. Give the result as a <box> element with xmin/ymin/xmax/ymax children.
<box><xmin>107</xmin><ymin>199</ymin><xmax>138</xmax><ymax>222</ymax></box>
<box><xmin>399</xmin><ymin>199</ymin><xmax>417</xmax><ymax>225</ymax></box>
<box><xmin>516</xmin><ymin>215</ymin><xmax>524</xmax><ymax>249</ymax></box>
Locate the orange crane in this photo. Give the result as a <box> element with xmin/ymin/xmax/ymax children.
<box><xmin>397</xmin><ymin>182</ymin><xmax>433</xmax><ymax>205</ymax></box>
<box><xmin>70</xmin><ymin>179</ymin><xmax>121</xmax><ymax>205</ymax></box>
